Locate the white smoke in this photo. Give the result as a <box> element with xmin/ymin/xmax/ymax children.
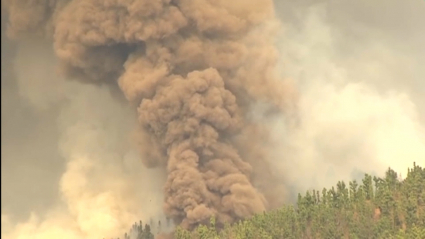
<box><xmin>271</xmin><ymin>3</ymin><xmax>425</xmax><ymax>194</ymax></box>
<box><xmin>1</xmin><ymin>41</ymin><xmax>166</xmax><ymax>239</ymax></box>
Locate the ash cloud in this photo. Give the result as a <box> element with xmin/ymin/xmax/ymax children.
<box><xmin>2</xmin><ymin>0</ymin><xmax>294</xmax><ymax>235</ymax></box>
<box><xmin>2</xmin><ymin>0</ymin><xmax>425</xmax><ymax>238</ymax></box>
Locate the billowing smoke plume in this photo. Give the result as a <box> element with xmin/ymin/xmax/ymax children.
<box><xmin>3</xmin><ymin>0</ymin><xmax>425</xmax><ymax>238</ymax></box>
<box><xmin>3</xmin><ymin>0</ymin><xmax>295</xmax><ymax>231</ymax></box>
<box><xmin>1</xmin><ymin>38</ymin><xmax>171</xmax><ymax>239</ymax></box>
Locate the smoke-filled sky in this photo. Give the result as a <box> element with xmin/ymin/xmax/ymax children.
<box><xmin>2</xmin><ymin>0</ymin><xmax>425</xmax><ymax>238</ymax></box>
<box><xmin>272</xmin><ymin>0</ymin><xmax>425</xmax><ymax>193</ymax></box>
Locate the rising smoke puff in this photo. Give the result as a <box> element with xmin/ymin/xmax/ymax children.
<box><xmin>138</xmin><ymin>68</ymin><xmax>267</xmax><ymax>228</ymax></box>
<box><xmin>4</xmin><ymin>0</ymin><xmax>294</xmax><ymax>229</ymax></box>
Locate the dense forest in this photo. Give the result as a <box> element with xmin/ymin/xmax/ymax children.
<box><xmin>113</xmin><ymin>163</ymin><xmax>425</xmax><ymax>239</ymax></box>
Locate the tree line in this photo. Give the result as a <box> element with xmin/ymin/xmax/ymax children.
<box><xmin>112</xmin><ymin>162</ymin><xmax>424</xmax><ymax>239</ymax></box>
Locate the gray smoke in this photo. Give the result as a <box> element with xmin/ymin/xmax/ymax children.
<box><xmin>271</xmin><ymin>1</ymin><xmax>425</xmax><ymax>195</ymax></box>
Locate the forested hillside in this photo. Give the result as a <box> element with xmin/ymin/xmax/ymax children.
<box><xmin>115</xmin><ymin>163</ymin><xmax>425</xmax><ymax>239</ymax></box>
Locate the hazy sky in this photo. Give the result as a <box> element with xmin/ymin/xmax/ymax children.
<box><xmin>1</xmin><ymin>20</ymin><xmax>64</xmax><ymax>219</ymax></box>
<box><xmin>269</xmin><ymin>0</ymin><xmax>425</xmax><ymax>194</ymax></box>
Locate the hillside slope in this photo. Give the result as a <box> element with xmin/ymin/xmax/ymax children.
<box><xmin>115</xmin><ymin>163</ymin><xmax>425</xmax><ymax>239</ymax></box>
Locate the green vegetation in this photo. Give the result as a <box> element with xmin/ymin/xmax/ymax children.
<box><xmin>116</xmin><ymin>163</ymin><xmax>425</xmax><ymax>239</ymax></box>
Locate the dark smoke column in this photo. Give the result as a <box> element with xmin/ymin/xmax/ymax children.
<box><xmin>137</xmin><ymin>68</ymin><xmax>267</xmax><ymax>228</ymax></box>
<box><xmin>4</xmin><ymin>0</ymin><xmax>295</xmax><ymax>230</ymax></box>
